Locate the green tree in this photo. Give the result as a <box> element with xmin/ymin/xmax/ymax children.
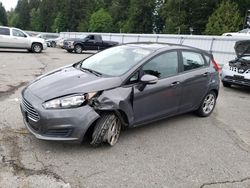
<box><xmin>51</xmin><ymin>12</ymin><xmax>66</xmax><ymax>32</ymax></box>
<box><xmin>205</xmin><ymin>0</ymin><xmax>243</xmax><ymax>35</ymax></box>
<box><xmin>30</xmin><ymin>8</ymin><xmax>41</xmax><ymax>31</ymax></box>
<box><xmin>125</xmin><ymin>0</ymin><xmax>155</xmax><ymax>33</ymax></box>
<box><xmin>89</xmin><ymin>8</ymin><xmax>113</xmax><ymax>32</ymax></box>
<box><xmin>160</xmin><ymin>0</ymin><xmax>187</xmax><ymax>34</ymax></box>
<box><xmin>0</xmin><ymin>2</ymin><xmax>8</xmax><ymax>26</ymax></box>
<box><xmin>8</xmin><ymin>11</ymin><xmax>19</xmax><ymax>27</ymax></box>
<box><xmin>15</xmin><ymin>0</ymin><xmax>30</xmax><ymax>29</ymax></box>
<box><xmin>110</xmin><ymin>0</ymin><xmax>130</xmax><ymax>33</ymax></box>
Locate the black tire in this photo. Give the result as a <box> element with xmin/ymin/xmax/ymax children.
<box><xmin>90</xmin><ymin>113</ymin><xmax>121</xmax><ymax>147</ymax></box>
<box><xmin>27</xmin><ymin>49</ymin><xmax>33</xmax><ymax>53</ymax></box>
<box><xmin>222</xmin><ymin>81</ymin><xmax>231</xmax><ymax>88</ymax></box>
<box><xmin>51</xmin><ymin>41</ymin><xmax>56</xmax><ymax>48</ymax></box>
<box><xmin>31</xmin><ymin>43</ymin><xmax>42</xmax><ymax>53</ymax></box>
<box><xmin>196</xmin><ymin>91</ymin><xmax>217</xmax><ymax>117</ymax></box>
<box><xmin>74</xmin><ymin>44</ymin><xmax>83</xmax><ymax>54</ymax></box>
<box><xmin>67</xmin><ymin>49</ymin><xmax>73</xmax><ymax>53</ymax></box>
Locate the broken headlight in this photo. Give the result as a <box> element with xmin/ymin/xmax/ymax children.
<box><xmin>43</xmin><ymin>92</ymin><xmax>97</xmax><ymax>109</ymax></box>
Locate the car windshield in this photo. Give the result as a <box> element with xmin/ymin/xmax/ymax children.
<box><xmin>80</xmin><ymin>46</ymin><xmax>152</xmax><ymax>76</ymax></box>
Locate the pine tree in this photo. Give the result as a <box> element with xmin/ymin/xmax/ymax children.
<box><xmin>205</xmin><ymin>0</ymin><xmax>243</xmax><ymax>35</ymax></box>
<box><xmin>0</xmin><ymin>2</ymin><xmax>8</xmax><ymax>26</ymax></box>
<box><xmin>89</xmin><ymin>8</ymin><xmax>113</xmax><ymax>32</ymax></box>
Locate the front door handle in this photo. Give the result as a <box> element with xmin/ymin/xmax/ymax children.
<box><xmin>170</xmin><ymin>81</ymin><xmax>180</xmax><ymax>87</ymax></box>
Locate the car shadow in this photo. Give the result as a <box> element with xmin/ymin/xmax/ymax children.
<box><xmin>225</xmin><ymin>85</ymin><xmax>250</xmax><ymax>94</ymax></box>
<box><xmin>29</xmin><ymin>112</ymin><xmax>195</xmax><ymax>151</ymax></box>
<box><xmin>0</xmin><ymin>50</ymin><xmax>29</xmax><ymax>53</ymax></box>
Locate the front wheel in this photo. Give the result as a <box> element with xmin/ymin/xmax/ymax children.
<box><xmin>91</xmin><ymin>113</ymin><xmax>121</xmax><ymax>147</ymax></box>
<box><xmin>74</xmin><ymin>44</ymin><xmax>83</xmax><ymax>54</ymax></box>
<box><xmin>196</xmin><ymin>91</ymin><xmax>216</xmax><ymax>117</ymax></box>
<box><xmin>31</xmin><ymin>43</ymin><xmax>42</xmax><ymax>53</ymax></box>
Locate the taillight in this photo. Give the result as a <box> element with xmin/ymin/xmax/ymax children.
<box><xmin>212</xmin><ymin>59</ymin><xmax>220</xmax><ymax>72</ymax></box>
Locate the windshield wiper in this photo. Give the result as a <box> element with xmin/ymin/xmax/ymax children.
<box><xmin>80</xmin><ymin>67</ymin><xmax>102</xmax><ymax>77</ymax></box>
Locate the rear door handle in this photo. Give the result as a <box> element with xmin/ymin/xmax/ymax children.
<box><xmin>170</xmin><ymin>81</ymin><xmax>181</xmax><ymax>87</ymax></box>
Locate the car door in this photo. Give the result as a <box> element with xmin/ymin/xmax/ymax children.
<box><xmin>84</xmin><ymin>35</ymin><xmax>96</xmax><ymax>50</ymax></box>
<box><xmin>132</xmin><ymin>51</ymin><xmax>183</xmax><ymax>125</ymax></box>
<box><xmin>0</xmin><ymin>27</ymin><xmax>11</xmax><ymax>47</ymax></box>
<box><xmin>178</xmin><ymin>50</ymin><xmax>210</xmax><ymax>113</ymax></box>
<box><xmin>11</xmin><ymin>29</ymin><xmax>30</xmax><ymax>48</ymax></box>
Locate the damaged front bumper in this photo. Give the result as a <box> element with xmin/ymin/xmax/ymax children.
<box><xmin>221</xmin><ymin>64</ymin><xmax>250</xmax><ymax>87</ymax></box>
<box><xmin>20</xmin><ymin>89</ymin><xmax>100</xmax><ymax>143</ymax></box>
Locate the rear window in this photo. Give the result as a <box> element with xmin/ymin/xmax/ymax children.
<box><xmin>0</xmin><ymin>28</ymin><xmax>10</xmax><ymax>36</ymax></box>
<box><xmin>182</xmin><ymin>51</ymin><xmax>206</xmax><ymax>71</ymax></box>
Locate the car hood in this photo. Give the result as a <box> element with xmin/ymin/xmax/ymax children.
<box><xmin>31</xmin><ymin>36</ymin><xmax>45</xmax><ymax>43</ymax></box>
<box><xmin>235</xmin><ymin>40</ymin><xmax>250</xmax><ymax>57</ymax></box>
<box><xmin>27</xmin><ymin>66</ymin><xmax>122</xmax><ymax>101</ymax></box>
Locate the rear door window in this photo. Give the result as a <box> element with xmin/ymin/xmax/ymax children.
<box><xmin>143</xmin><ymin>51</ymin><xmax>179</xmax><ymax>79</ymax></box>
<box><xmin>0</xmin><ymin>28</ymin><xmax>10</xmax><ymax>36</ymax></box>
<box><xmin>181</xmin><ymin>51</ymin><xmax>206</xmax><ymax>71</ymax></box>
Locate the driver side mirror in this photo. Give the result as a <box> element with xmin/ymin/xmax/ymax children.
<box><xmin>140</xmin><ymin>74</ymin><xmax>158</xmax><ymax>85</ymax></box>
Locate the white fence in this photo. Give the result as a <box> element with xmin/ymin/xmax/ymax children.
<box><xmin>60</xmin><ymin>32</ymin><xmax>250</xmax><ymax>65</ymax></box>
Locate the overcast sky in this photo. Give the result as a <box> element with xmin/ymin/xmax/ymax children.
<box><xmin>0</xmin><ymin>0</ymin><xmax>18</xmax><ymax>11</ymax></box>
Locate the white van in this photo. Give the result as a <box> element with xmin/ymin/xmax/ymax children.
<box><xmin>0</xmin><ymin>26</ymin><xmax>47</xmax><ymax>53</ymax></box>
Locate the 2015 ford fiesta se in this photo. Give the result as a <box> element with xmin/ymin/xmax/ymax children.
<box><xmin>20</xmin><ymin>43</ymin><xmax>220</xmax><ymax>146</ymax></box>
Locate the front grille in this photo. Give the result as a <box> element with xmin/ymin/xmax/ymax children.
<box><xmin>225</xmin><ymin>76</ymin><xmax>250</xmax><ymax>84</ymax></box>
<box><xmin>22</xmin><ymin>97</ymin><xmax>40</xmax><ymax>122</ymax></box>
<box><xmin>45</xmin><ymin>129</ymin><xmax>73</xmax><ymax>137</ymax></box>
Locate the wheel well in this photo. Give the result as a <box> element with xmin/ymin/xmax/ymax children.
<box><xmin>32</xmin><ymin>42</ymin><xmax>43</xmax><ymax>50</ymax></box>
<box><xmin>74</xmin><ymin>43</ymin><xmax>83</xmax><ymax>48</ymax></box>
<box><xmin>83</xmin><ymin>109</ymin><xmax>129</xmax><ymax>142</ymax></box>
<box><xmin>210</xmin><ymin>89</ymin><xmax>218</xmax><ymax>98</ymax></box>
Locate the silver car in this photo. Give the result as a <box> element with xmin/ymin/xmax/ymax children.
<box><xmin>221</xmin><ymin>40</ymin><xmax>250</xmax><ymax>87</ymax></box>
<box><xmin>0</xmin><ymin>26</ymin><xmax>47</xmax><ymax>53</ymax></box>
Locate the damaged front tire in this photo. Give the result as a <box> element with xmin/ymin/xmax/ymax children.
<box><xmin>90</xmin><ymin>113</ymin><xmax>121</xmax><ymax>147</ymax></box>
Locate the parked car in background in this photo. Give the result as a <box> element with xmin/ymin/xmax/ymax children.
<box><xmin>36</xmin><ymin>33</ymin><xmax>60</xmax><ymax>47</ymax></box>
<box><xmin>63</xmin><ymin>34</ymin><xmax>119</xmax><ymax>53</ymax></box>
<box><xmin>221</xmin><ymin>40</ymin><xmax>250</xmax><ymax>87</ymax></box>
<box><xmin>20</xmin><ymin>43</ymin><xmax>220</xmax><ymax>146</ymax></box>
<box><xmin>222</xmin><ymin>29</ymin><xmax>250</xmax><ymax>37</ymax></box>
<box><xmin>57</xmin><ymin>37</ymin><xmax>66</xmax><ymax>48</ymax></box>
<box><xmin>0</xmin><ymin>26</ymin><xmax>47</xmax><ymax>53</ymax></box>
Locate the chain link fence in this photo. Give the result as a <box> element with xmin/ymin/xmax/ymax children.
<box><xmin>60</xmin><ymin>32</ymin><xmax>249</xmax><ymax>65</ymax></box>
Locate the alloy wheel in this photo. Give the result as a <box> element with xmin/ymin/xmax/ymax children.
<box><xmin>202</xmin><ymin>94</ymin><xmax>215</xmax><ymax>114</ymax></box>
<box><xmin>106</xmin><ymin>117</ymin><xmax>121</xmax><ymax>146</ymax></box>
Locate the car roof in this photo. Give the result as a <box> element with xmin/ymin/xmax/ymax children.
<box><xmin>123</xmin><ymin>42</ymin><xmax>211</xmax><ymax>55</ymax></box>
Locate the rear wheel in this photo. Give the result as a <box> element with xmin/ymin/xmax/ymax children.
<box><xmin>91</xmin><ymin>113</ymin><xmax>121</xmax><ymax>147</ymax></box>
<box><xmin>74</xmin><ymin>44</ymin><xmax>83</xmax><ymax>54</ymax></box>
<box><xmin>31</xmin><ymin>43</ymin><xmax>42</xmax><ymax>53</ymax></box>
<box><xmin>196</xmin><ymin>91</ymin><xmax>216</xmax><ymax>117</ymax></box>
<box><xmin>222</xmin><ymin>81</ymin><xmax>231</xmax><ymax>88</ymax></box>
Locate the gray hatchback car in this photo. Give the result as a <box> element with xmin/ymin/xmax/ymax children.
<box><xmin>20</xmin><ymin>43</ymin><xmax>220</xmax><ymax>146</ymax></box>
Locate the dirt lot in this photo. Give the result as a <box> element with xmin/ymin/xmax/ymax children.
<box><xmin>0</xmin><ymin>48</ymin><xmax>250</xmax><ymax>188</ymax></box>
